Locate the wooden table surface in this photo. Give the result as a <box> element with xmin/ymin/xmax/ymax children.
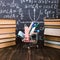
<box><xmin>0</xmin><ymin>45</ymin><xmax>60</xmax><ymax>60</ymax></box>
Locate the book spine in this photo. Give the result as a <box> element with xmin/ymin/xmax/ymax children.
<box><xmin>30</xmin><ymin>27</ymin><xmax>36</xmax><ymax>35</ymax></box>
<box><xmin>30</xmin><ymin>23</ymin><xmax>39</xmax><ymax>35</ymax></box>
<box><xmin>29</xmin><ymin>22</ymin><xmax>34</xmax><ymax>32</ymax></box>
<box><xmin>18</xmin><ymin>31</ymin><xmax>24</xmax><ymax>38</ymax></box>
<box><xmin>24</xmin><ymin>24</ymin><xmax>29</xmax><ymax>41</ymax></box>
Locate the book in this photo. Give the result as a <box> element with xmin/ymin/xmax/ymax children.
<box><xmin>0</xmin><ymin>33</ymin><xmax>16</xmax><ymax>39</ymax></box>
<box><xmin>29</xmin><ymin>21</ymin><xmax>35</xmax><ymax>32</ymax></box>
<box><xmin>45</xmin><ymin>25</ymin><xmax>60</xmax><ymax>29</ymax></box>
<box><xmin>0</xmin><ymin>24</ymin><xmax>16</xmax><ymax>28</ymax></box>
<box><xmin>44</xmin><ymin>42</ymin><xmax>60</xmax><ymax>49</ymax></box>
<box><xmin>0</xmin><ymin>19</ymin><xmax>16</xmax><ymax>48</ymax></box>
<box><xmin>0</xmin><ymin>41</ymin><xmax>16</xmax><ymax>48</ymax></box>
<box><xmin>24</xmin><ymin>24</ymin><xmax>29</xmax><ymax>41</ymax></box>
<box><xmin>0</xmin><ymin>19</ymin><xmax>16</xmax><ymax>25</ymax></box>
<box><xmin>44</xmin><ymin>28</ymin><xmax>60</xmax><ymax>36</ymax></box>
<box><xmin>18</xmin><ymin>31</ymin><xmax>24</xmax><ymax>38</ymax></box>
<box><xmin>44</xmin><ymin>19</ymin><xmax>60</xmax><ymax>49</ymax></box>
<box><xmin>0</xmin><ymin>28</ymin><xmax>16</xmax><ymax>34</ymax></box>
<box><xmin>44</xmin><ymin>35</ymin><xmax>60</xmax><ymax>42</ymax></box>
<box><xmin>0</xmin><ymin>38</ymin><xmax>16</xmax><ymax>43</ymax></box>
<box><xmin>45</xmin><ymin>40</ymin><xmax>60</xmax><ymax>45</ymax></box>
<box><xmin>30</xmin><ymin>23</ymin><xmax>39</xmax><ymax>35</ymax></box>
<box><xmin>44</xmin><ymin>19</ymin><xmax>60</xmax><ymax>25</ymax></box>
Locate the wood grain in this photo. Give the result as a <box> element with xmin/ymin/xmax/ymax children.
<box><xmin>45</xmin><ymin>25</ymin><xmax>60</xmax><ymax>29</ymax></box>
<box><xmin>0</xmin><ymin>38</ymin><xmax>16</xmax><ymax>43</ymax></box>
<box><xmin>0</xmin><ymin>33</ymin><xmax>16</xmax><ymax>39</ymax></box>
<box><xmin>0</xmin><ymin>28</ymin><xmax>16</xmax><ymax>34</ymax></box>
<box><xmin>44</xmin><ymin>35</ymin><xmax>60</xmax><ymax>42</ymax></box>
<box><xmin>44</xmin><ymin>43</ymin><xmax>60</xmax><ymax>49</ymax></box>
<box><xmin>44</xmin><ymin>19</ymin><xmax>60</xmax><ymax>22</ymax></box>
<box><xmin>0</xmin><ymin>41</ymin><xmax>16</xmax><ymax>48</ymax></box>
<box><xmin>44</xmin><ymin>19</ymin><xmax>60</xmax><ymax>25</ymax></box>
<box><xmin>0</xmin><ymin>19</ymin><xmax>16</xmax><ymax>25</ymax></box>
<box><xmin>0</xmin><ymin>19</ymin><xmax>16</xmax><ymax>48</ymax></box>
<box><xmin>0</xmin><ymin>24</ymin><xmax>16</xmax><ymax>28</ymax></box>
<box><xmin>0</xmin><ymin>46</ymin><xmax>60</xmax><ymax>60</ymax></box>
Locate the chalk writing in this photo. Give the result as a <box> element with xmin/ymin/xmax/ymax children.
<box><xmin>0</xmin><ymin>0</ymin><xmax>58</xmax><ymax>22</ymax></box>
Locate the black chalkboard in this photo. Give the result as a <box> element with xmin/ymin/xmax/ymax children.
<box><xmin>57</xmin><ymin>0</ymin><xmax>60</xmax><ymax>18</ymax></box>
<box><xmin>0</xmin><ymin>0</ymin><xmax>58</xmax><ymax>22</ymax></box>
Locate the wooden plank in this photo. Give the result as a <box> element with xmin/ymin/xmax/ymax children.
<box><xmin>0</xmin><ymin>33</ymin><xmax>16</xmax><ymax>39</ymax></box>
<box><xmin>44</xmin><ymin>19</ymin><xmax>60</xmax><ymax>22</ymax></box>
<box><xmin>0</xmin><ymin>41</ymin><xmax>16</xmax><ymax>48</ymax></box>
<box><xmin>44</xmin><ymin>21</ymin><xmax>60</xmax><ymax>25</ymax></box>
<box><xmin>45</xmin><ymin>25</ymin><xmax>60</xmax><ymax>29</ymax></box>
<box><xmin>0</xmin><ymin>19</ymin><xmax>16</xmax><ymax>25</ymax></box>
<box><xmin>0</xmin><ymin>28</ymin><xmax>16</xmax><ymax>34</ymax></box>
<box><xmin>44</xmin><ymin>28</ymin><xmax>60</xmax><ymax>36</ymax></box>
<box><xmin>45</xmin><ymin>40</ymin><xmax>60</xmax><ymax>45</ymax></box>
<box><xmin>0</xmin><ymin>19</ymin><xmax>16</xmax><ymax>48</ymax></box>
<box><xmin>44</xmin><ymin>19</ymin><xmax>60</xmax><ymax>25</ymax></box>
<box><xmin>44</xmin><ymin>35</ymin><xmax>60</xmax><ymax>42</ymax></box>
<box><xmin>0</xmin><ymin>38</ymin><xmax>16</xmax><ymax>43</ymax></box>
<box><xmin>44</xmin><ymin>43</ymin><xmax>60</xmax><ymax>49</ymax></box>
<box><xmin>0</xmin><ymin>24</ymin><xmax>16</xmax><ymax>28</ymax></box>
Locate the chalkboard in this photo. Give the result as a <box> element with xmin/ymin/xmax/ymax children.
<box><xmin>0</xmin><ymin>0</ymin><xmax>58</xmax><ymax>23</ymax></box>
<box><xmin>57</xmin><ymin>0</ymin><xmax>60</xmax><ymax>18</ymax></box>
<box><xmin>0</xmin><ymin>0</ymin><xmax>59</xmax><ymax>46</ymax></box>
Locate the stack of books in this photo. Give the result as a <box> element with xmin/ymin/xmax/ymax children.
<box><xmin>0</xmin><ymin>19</ymin><xmax>16</xmax><ymax>48</ymax></box>
<box><xmin>44</xmin><ymin>19</ymin><xmax>60</xmax><ymax>49</ymax></box>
